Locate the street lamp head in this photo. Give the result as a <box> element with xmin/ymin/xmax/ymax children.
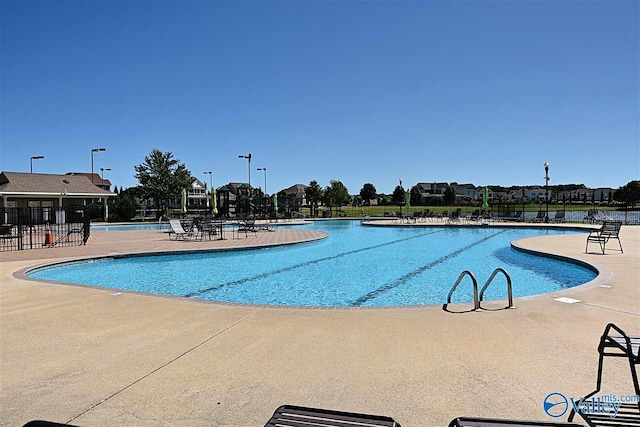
<box><xmin>31</xmin><ymin>155</ymin><xmax>44</xmax><ymax>160</ymax></box>
<box><xmin>203</xmin><ymin>171</ymin><xmax>212</xmax><ymax>175</ymax></box>
<box><xmin>544</xmin><ymin>161</ymin><xmax>550</xmax><ymax>169</ymax></box>
<box><xmin>92</xmin><ymin>147</ymin><xmax>106</xmax><ymax>153</ymax></box>
<box><xmin>257</xmin><ymin>167</ymin><xmax>266</xmax><ymax>171</ymax></box>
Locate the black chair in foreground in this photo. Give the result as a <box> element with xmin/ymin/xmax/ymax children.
<box><xmin>585</xmin><ymin>220</ymin><xmax>623</xmax><ymax>254</ymax></box>
<box><xmin>265</xmin><ymin>405</ymin><xmax>401</xmax><ymax>427</ymax></box>
<box><xmin>449</xmin><ymin>417</ymin><xmax>583</xmax><ymax>427</ymax></box>
<box><xmin>568</xmin><ymin>323</ymin><xmax>640</xmax><ymax>426</ymax></box>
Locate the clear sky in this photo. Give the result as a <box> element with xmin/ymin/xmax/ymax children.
<box><xmin>1</xmin><ymin>0</ymin><xmax>638</xmax><ymax>195</ymax></box>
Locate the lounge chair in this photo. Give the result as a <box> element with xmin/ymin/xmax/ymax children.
<box><xmin>265</xmin><ymin>405</ymin><xmax>401</xmax><ymax>427</ymax></box>
<box><xmin>237</xmin><ymin>218</ymin><xmax>257</xmax><ymax>238</ymax></box>
<box><xmin>585</xmin><ymin>220</ymin><xmax>623</xmax><ymax>254</ymax></box>
<box><xmin>449</xmin><ymin>417</ymin><xmax>583</xmax><ymax>427</ymax></box>
<box><xmin>168</xmin><ymin>219</ymin><xmax>193</xmax><ymax>240</ymax></box>
<box><xmin>597</xmin><ymin>210</ymin><xmax>614</xmax><ymax>222</ymax></box>
<box><xmin>568</xmin><ymin>323</ymin><xmax>640</xmax><ymax>425</ymax></box>
<box><xmin>551</xmin><ymin>211</ymin><xmax>565</xmax><ymax>223</ymax></box>
<box><xmin>583</xmin><ymin>209</ymin><xmax>598</xmax><ymax>224</ymax></box>
<box><xmin>532</xmin><ymin>210</ymin><xmax>546</xmax><ymax>222</ymax></box>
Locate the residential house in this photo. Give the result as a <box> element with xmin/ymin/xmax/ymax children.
<box><xmin>278</xmin><ymin>184</ymin><xmax>307</xmax><ymax>211</ymax></box>
<box><xmin>416</xmin><ymin>182</ymin><xmax>447</xmax><ymax>204</ymax></box>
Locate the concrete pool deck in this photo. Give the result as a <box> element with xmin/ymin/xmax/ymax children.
<box><xmin>0</xmin><ymin>223</ymin><xmax>638</xmax><ymax>426</ymax></box>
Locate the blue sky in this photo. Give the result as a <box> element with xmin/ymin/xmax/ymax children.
<box><xmin>1</xmin><ymin>0</ymin><xmax>638</xmax><ymax>194</ymax></box>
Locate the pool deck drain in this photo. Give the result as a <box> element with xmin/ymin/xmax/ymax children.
<box><xmin>0</xmin><ymin>223</ymin><xmax>638</xmax><ymax>427</ymax></box>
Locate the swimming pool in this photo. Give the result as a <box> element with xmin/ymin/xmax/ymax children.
<box><xmin>92</xmin><ymin>223</ymin><xmax>171</xmax><ymax>231</ymax></box>
<box><xmin>29</xmin><ymin>221</ymin><xmax>596</xmax><ymax>307</ymax></box>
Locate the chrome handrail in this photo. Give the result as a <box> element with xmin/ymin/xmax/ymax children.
<box><xmin>446</xmin><ymin>270</ymin><xmax>480</xmax><ymax>311</ymax></box>
<box><xmin>479</xmin><ymin>268</ymin><xmax>515</xmax><ymax>309</ymax></box>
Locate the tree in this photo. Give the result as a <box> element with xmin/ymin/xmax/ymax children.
<box><xmin>359</xmin><ymin>183</ymin><xmax>377</xmax><ymax>206</ymax></box>
<box><xmin>410</xmin><ymin>185</ymin><xmax>422</xmax><ymax>205</ymax></box>
<box><xmin>392</xmin><ymin>185</ymin><xmax>405</xmax><ymax>205</ymax></box>
<box><xmin>443</xmin><ymin>185</ymin><xmax>456</xmax><ymax>206</ymax></box>
<box><xmin>323</xmin><ymin>180</ymin><xmax>350</xmax><ymax>216</ymax></box>
<box><xmin>613</xmin><ymin>180</ymin><xmax>640</xmax><ymax>207</ymax></box>
<box><xmin>305</xmin><ymin>180</ymin><xmax>323</xmax><ymax>217</ymax></box>
<box><xmin>134</xmin><ymin>149</ymin><xmax>193</xmax><ymax>218</ymax></box>
<box><xmin>108</xmin><ymin>187</ymin><xmax>138</xmax><ymax>221</ymax></box>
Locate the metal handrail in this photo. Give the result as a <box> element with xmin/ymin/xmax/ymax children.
<box><xmin>446</xmin><ymin>270</ymin><xmax>480</xmax><ymax>311</ymax></box>
<box><xmin>479</xmin><ymin>268</ymin><xmax>515</xmax><ymax>309</ymax></box>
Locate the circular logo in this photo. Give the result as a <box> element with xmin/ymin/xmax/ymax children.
<box><xmin>543</xmin><ymin>392</ymin><xmax>568</xmax><ymax>418</ymax></box>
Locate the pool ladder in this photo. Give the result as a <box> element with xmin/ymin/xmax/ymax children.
<box><xmin>446</xmin><ymin>268</ymin><xmax>514</xmax><ymax>311</ymax></box>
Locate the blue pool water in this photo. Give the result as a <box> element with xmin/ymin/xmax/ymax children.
<box><xmin>92</xmin><ymin>223</ymin><xmax>171</xmax><ymax>231</ymax></box>
<box><xmin>30</xmin><ymin>221</ymin><xmax>596</xmax><ymax>307</ymax></box>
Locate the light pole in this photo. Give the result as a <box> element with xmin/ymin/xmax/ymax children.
<box><xmin>30</xmin><ymin>156</ymin><xmax>44</xmax><ymax>173</ymax></box>
<box><xmin>238</xmin><ymin>153</ymin><xmax>252</xmax><ymax>214</ymax></box>
<box><xmin>544</xmin><ymin>162</ymin><xmax>550</xmax><ymax>223</ymax></box>
<box><xmin>203</xmin><ymin>171</ymin><xmax>212</xmax><ymax>212</ymax></box>
<box><xmin>257</xmin><ymin>167</ymin><xmax>267</xmax><ymax>216</ymax></box>
<box><xmin>91</xmin><ymin>148</ymin><xmax>106</xmax><ymax>184</ymax></box>
<box><xmin>399</xmin><ymin>178</ymin><xmax>403</xmax><ymax>217</ymax></box>
<box><xmin>100</xmin><ymin>168</ymin><xmax>111</xmax><ymax>186</ymax></box>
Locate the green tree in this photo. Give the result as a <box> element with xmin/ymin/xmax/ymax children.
<box><xmin>392</xmin><ymin>185</ymin><xmax>404</xmax><ymax>205</ymax></box>
<box><xmin>359</xmin><ymin>183</ymin><xmax>377</xmax><ymax>206</ymax></box>
<box><xmin>108</xmin><ymin>187</ymin><xmax>138</xmax><ymax>221</ymax></box>
<box><xmin>134</xmin><ymin>149</ymin><xmax>193</xmax><ymax>218</ymax></box>
<box><xmin>305</xmin><ymin>180</ymin><xmax>323</xmax><ymax>217</ymax></box>
<box><xmin>410</xmin><ymin>185</ymin><xmax>422</xmax><ymax>205</ymax></box>
<box><xmin>613</xmin><ymin>180</ymin><xmax>640</xmax><ymax>207</ymax></box>
<box><xmin>443</xmin><ymin>185</ymin><xmax>456</xmax><ymax>206</ymax></box>
<box><xmin>323</xmin><ymin>180</ymin><xmax>350</xmax><ymax>216</ymax></box>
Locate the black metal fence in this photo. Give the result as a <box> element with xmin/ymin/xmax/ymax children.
<box><xmin>0</xmin><ymin>206</ymin><xmax>91</xmax><ymax>251</ymax></box>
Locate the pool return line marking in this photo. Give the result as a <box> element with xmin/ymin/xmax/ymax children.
<box><xmin>66</xmin><ymin>309</ymin><xmax>263</xmax><ymax>424</ymax></box>
<box><xmin>349</xmin><ymin>229</ymin><xmax>509</xmax><ymax>307</ymax></box>
<box><xmin>183</xmin><ymin>229</ymin><xmax>447</xmax><ymax>298</ymax></box>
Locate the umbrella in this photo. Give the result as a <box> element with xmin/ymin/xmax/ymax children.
<box><xmin>404</xmin><ymin>190</ymin><xmax>411</xmax><ymax>209</ymax></box>
<box><xmin>211</xmin><ymin>188</ymin><xmax>218</xmax><ymax>215</ymax></box>
<box><xmin>482</xmin><ymin>187</ymin><xmax>489</xmax><ymax>210</ymax></box>
<box><xmin>181</xmin><ymin>188</ymin><xmax>187</xmax><ymax>214</ymax></box>
<box><xmin>272</xmin><ymin>193</ymin><xmax>278</xmax><ymax>213</ymax></box>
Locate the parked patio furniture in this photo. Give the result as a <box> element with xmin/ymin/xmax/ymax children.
<box><xmin>449</xmin><ymin>417</ymin><xmax>583</xmax><ymax>427</ymax></box>
<box><xmin>0</xmin><ymin>224</ymin><xmax>17</xmax><ymax>249</ymax></box>
<box><xmin>532</xmin><ymin>210</ymin><xmax>546</xmax><ymax>222</ymax></box>
<box><xmin>585</xmin><ymin>220</ymin><xmax>623</xmax><ymax>254</ymax></box>
<box><xmin>168</xmin><ymin>219</ymin><xmax>193</xmax><ymax>240</ymax></box>
<box><xmin>237</xmin><ymin>218</ymin><xmax>257</xmax><ymax>238</ymax></box>
<box><xmin>265</xmin><ymin>405</ymin><xmax>401</xmax><ymax>427</ymax></box>
<box><xmin>568</xmin><ymin>323</ymin><xmax>640</xmax><ymax>425</ymax></box>
<box><xmin>583</xmin><ymin>209</ymin><xmax>599</xmax><ymax>224</ymax></box>
<box><xmin>551</xmin><ymin>211</ymin><xmax>565</xmax><ymax>222</ymax></box>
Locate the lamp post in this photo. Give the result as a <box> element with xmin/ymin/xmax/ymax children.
<box><xmin>238</xmin><ymin>153</ymin><xmax>252</xmax><ymax>214</ymax></box>
<box><xmin>257</xmin><ymin>167</ymin><xmax>267</xmax><ymax>215</ymax></box>
<box><xmin>30</xmin><ymin>156</ymin><xmax>44</xmax><ymax>173</ymax></box>
<box><xmin>544</xmin><ymin>161</ymin><xmax>550</xmax><ymax>223</ymax></box>
<box><xmin>399</xmin><ymin>178</ymin><xmax>403</xmax><ymax>217</ymax></box>
<box><xmin>91</xmin><ymin>148</ymin><xmax>106</xmax><ymax>184</ymax></box>
<box><xmin>203</xmin><ymin>171</ymin><xmax>212</xmax><ymax>212</ymax></box>
<box><xmin>100</xmin><ymin>168</ymin><xmax>111</xmax><ymax>186</ymax></box>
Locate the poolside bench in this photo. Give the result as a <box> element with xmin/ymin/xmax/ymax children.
<box><xmin>585</xmin><ymin>220</ymin><xmax>623</xmax><ymax>254</ymax></box>
<box><xmin>265</xmin><ymin>405</ymin><xmax>401</xmax><ymax>427</ymax></box>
